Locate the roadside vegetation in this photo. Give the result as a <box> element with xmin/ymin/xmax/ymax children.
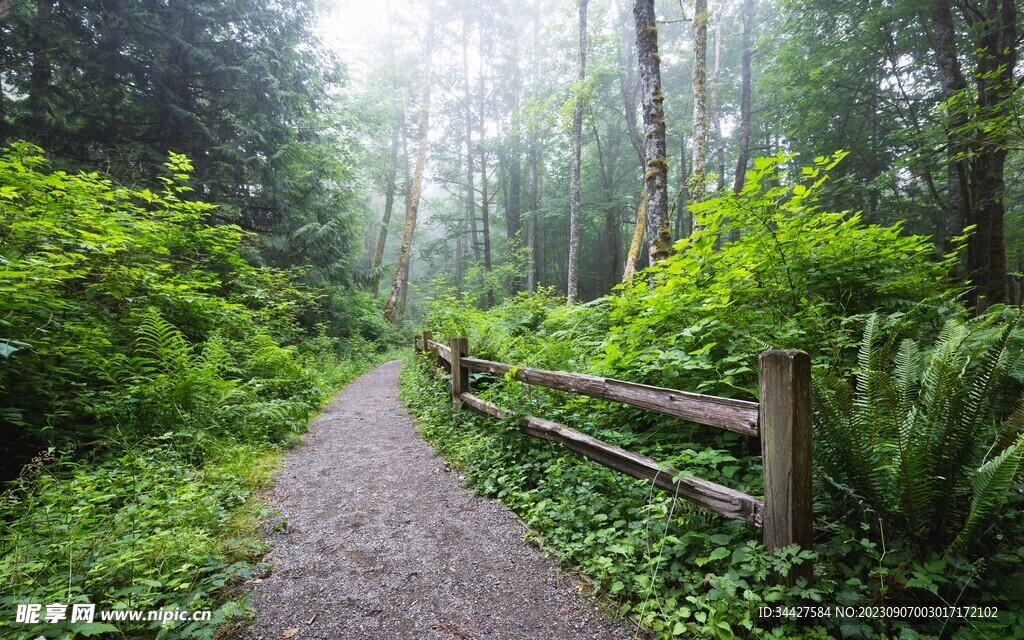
<box><xmin>0</xmin><ymin>144</ymin><xmax>403</xmax><ymax>639</ymax></box>
<box><xmin>401</xmin><ymin>157</ymin><xmax>1024</xmax><ymax>639</ymax></box>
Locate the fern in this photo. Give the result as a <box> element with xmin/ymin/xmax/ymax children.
<box><xmin>951</xmin><ymin>434</ymin><xmax>1024</xmax><ymax>552</ymax></box>
<box><xmin>133</xmin><ymin>311</ymin><xmax>192</xmax><ymax>376</ymax></box>
<box><xmin>814</xmin><ymin>312</ymin><xmax>1024</xmax><ymax>555</ymax></box>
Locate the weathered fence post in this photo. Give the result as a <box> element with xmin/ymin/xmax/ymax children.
<box><xmin>450</xmin><ymin>337</ymin><xmax>468</xmax><ymax>411</ymax></box>
<box><xmin>758</xmin><ymin>349</ymin><xmax>813</xmax><ymax>585</ymax></box>
<box><xmin>422</xmin><ymin>330</ymin><xmax>434</xmax><ymax>365</ymax></box>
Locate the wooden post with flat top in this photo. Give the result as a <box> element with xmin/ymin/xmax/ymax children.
<box><xmin>422</xmin><ymin>330</ymin><xmax>434</xmax><ymax>364</ymax></box>
<box><xmin>758</xmin><ymin>349</ymin><xmax>813</xmax><ymax>585</ymax></box>
<box><xmin>450</xmin><ymin>337</ymin><xmax>468</xmax><ymax>411</ymax></box>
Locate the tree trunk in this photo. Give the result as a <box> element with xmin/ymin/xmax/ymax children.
<box><xmin>371</xmin><ymin>101</ymin><xmax>402</xmax><ymax>295</ymax></box>
<box><xmin>929</xmin><ymin>0</ymin><xmax>1015</xmax><ymax>309</ymax></box>
<box><xmin>526</xmin><ymin>0</ymin><xmax>542</xmax><ymax>294</ymax></box>
<box><xmin>965</xmin><ymin>0</ymin><xmax>1015</xmax><ymax>309</ymax></box>
<box><xmin>462</xmin><ymin>22</ymin><xmax>482</xmax><ymax>263</ymax></box>
<box><xmin>28</xmin><ymin>0</ymin><xmax>53</xmax><ymax>140</ymax></box>
<box><xmin>710</xmin><ymin>0</ymin><xmax>726</xmax><ymax>193</ymax></box>
<box><xmin>506</xmin><ymin>40</ymin><xmax>523</xmax><ymax>246</ymax></box>
<box><xmin>385</xmin><ymin>12</ymin><xmax>434</xmax><ymax>324</ymax></box>
<box><xmin>567</xmin><ymin>0</ymin><xmax>588</xmax><ymax>304</ymax></box>
<box><xmin>930</xmin><ymin>0</ymin><xmax>970</xmax><ymax>244</ymax></box>
<box><xmin>690</xmin><ymin>0</ymin><xmax>709</xmax><ymax>229</ymax></box>
<box><xmin>633</xmin><ymin>0</ymin><xmax>671</xmax><ymax>265</ymax></box>
<box><xmin>623</xmin><ymin>192</ymin><xmax>646</xmax><ymax>282</ymax></box>
<box><xmin>478</xmin><ymin>33</ymin><xmax>494</xmax><ymax>308</ymax></box>
<box><xmin>732</xmin><ymin>0</ymin><xmax>754</xmax><ymax>194</ymax></box>
<box><xmin>593</xmin><ymin>120</ymin><xmax>622</xmax><ymax>292</ymax></box>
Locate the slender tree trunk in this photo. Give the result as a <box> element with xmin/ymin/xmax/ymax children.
<box><xmin>385</xmin><ymin>13</ymin><xmax>434</xmax><ymax>324</ymax></box>
<box><xmin>619</xmin><ymin>34</ymin><xmax>645</xmax><ymax>166</ymax></box>
<box><xmin>690</xmin><ymin>0</ymin><xmax>709</xmax><ymax>229</ymax></box>
<box><xmin>710</xmin><ymin>0</ymin><xmax>726</xmax><ymax>193</ymax></box>
<box><xmin>930</xmin><ymin>0</ymin><xmax>970</xmax><ymax>243</ymax></box>
<box><xmin>478</xmin><ymin>36</ymin><xmax>494</xmax><ymax>307</ymax></box>
<box><xmin>28</xmin><ymin>0</ymin><xmax>52</xmax><ymax>140</ymax></box>
<box><xmin>676</xmin><ymin>132</ymin><xmax>689</xmax><ymax>237</ymax></box>
<box><xmin>526</xmin><ymin>0</ymin><xmax>542</xmax><ymax>294</ymax></box>
<box><xmin>567</xmin><ymin>0</ymin><xmax>588</xmax><ymax>304</ymax></box>
<box><xmin>633</xmin><ymin>0</ymin><xmax>671</xmax><ymax>265</ymax></box>
<box><xmin>593</xmin><ymin>120</ymin><xmax>622</xmax><ymax>292</ymax></box>
<box><xmin>462</xmin><ymin>22</ymin><xmax>481</xmax><ymax>263</ymax></box>
<box><xmin>732</xmin><ymin>0</ymin><xmax>754</xmax><ymax>194</ymax></box>
<box><xmin>623</xmin><ymin>192</ymin><xmax>646</xmax><ymax>282</ymax></box>
<box><xmin>371</xmin><ymin>101</ymin><xmax>402</xmax><ymax>295</ymax></box>
<box><xmin>506</xmin><ymin>40</ymin><xmax>523</xmax><ymax>245</ymax></box>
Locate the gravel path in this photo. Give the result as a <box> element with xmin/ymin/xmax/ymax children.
<box><xmin>244</xmin><ymin>360</ymin><xmax>630</xmax><ymax>640</ymax></box>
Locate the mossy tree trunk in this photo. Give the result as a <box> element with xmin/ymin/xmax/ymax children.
<box><xmin>690</xmin><ymin>0</ymin><xmax>708</xmax><ymax>232</ymax></box>
<box><xmin>633</xmin><ymin>0</ymin><xmax>671</xmax><ymax>265</ymax></box>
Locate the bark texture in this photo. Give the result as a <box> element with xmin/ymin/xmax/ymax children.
<box><xmin>567</xmin><ymin>0</ymin><xmax>588</xmax><ymax>304</ymax></box>
<box><xmin>633</xmin><ymin>0</ymin><xmax>671</xmax><ymax>266</ymax></box>
<box><xmin>690</xmin><ymin>0</ymin><xmax>709</xmax><ymax>230</ymax></box>
<box><xmin>623</xmin><ymin>192</ymin><xmax>646</xmax><ymax>282</ymax></box>
<box><xmin>732</xmin><ymin>0</ymin><xmax>754</xmax><ymax>194</ymax></box>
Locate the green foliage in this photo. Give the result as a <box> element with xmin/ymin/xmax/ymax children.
<box><xmin>0</xmin><ymin>446</ymin><xmax>275</xmax><ymax>640</ymax></box>
<box><xmin>599</xmin><ymin>152</ymin><xmax>963</xmax><ymax>397</ymax></box>
<box><xmin>814</xmin><ymin>311</ymin><xmax>1024</xmax><ymax>555</ymax></box>
<box><xmin>0</xmin><ymin>144</ymin><xmax>402</xmax><ymax>638</ymax></box>
<box><xmin>407</xmin><ymin>155</ymin><xmax>1023</xmax><ymax>638</ymax></box>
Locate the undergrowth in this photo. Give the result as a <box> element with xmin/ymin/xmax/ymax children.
<box><xmin>0</xmin><ymin>144</ymin><xmax>406</xmax><ymax>638</ymax></box>
<box><xmin>403</xmin><ymin>155</ymin><xmax>1023</xmax><ymax>639</ymax></box>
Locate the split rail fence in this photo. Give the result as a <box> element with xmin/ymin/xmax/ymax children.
<box><xmin>414</xmin><ymin>330</ymin><xmax>813</xmax><ymax>583</ymax></box>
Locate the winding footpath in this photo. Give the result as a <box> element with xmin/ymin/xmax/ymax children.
<box><xmin>244</xmin><ymin>360</ymin><xmax>629</xmax><ymax>640</ymax></box>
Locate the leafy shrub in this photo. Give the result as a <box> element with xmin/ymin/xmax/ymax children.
<box><xmin>0</xmin><ymin>144</ymin><xmax>402</xmax><ymax>638</ymax></box>
<box><xmin>815</xmin><ymin>311</ymin><xmax>1024</xmax><ymax>555</ymax></box>
<box><xmin>598</xmin><ymin>152</ymin><xmax>964</xmax><ymax>397</ymax></box>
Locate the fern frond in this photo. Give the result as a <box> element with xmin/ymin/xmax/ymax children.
<box><xmin>950</xmin><ymin>433</ymin><xmax>1024</xmax><ymax>552</ymax></box>
<box><xmin>134</xmin><ymin>312</ymin><xmax>192</xmax><ymax>375</ymax></box>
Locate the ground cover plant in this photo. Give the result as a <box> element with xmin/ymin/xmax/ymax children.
<box><xmin>403</xmin><ymin>156</ymin><xmax>1024</xmax><ymax>639</ymax></box>
<box><xmin>0</xmin><ymin>144</ymin><xmax>403</xmax><ymax>639</ymax></box>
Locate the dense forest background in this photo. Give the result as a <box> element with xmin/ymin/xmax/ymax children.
<box><xmin>2</xmin><ymin>0</ymin><xmax>1023</xmax><ymax>638</ymax></box>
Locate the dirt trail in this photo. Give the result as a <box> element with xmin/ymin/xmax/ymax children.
<box><xmin>244</xmin><ymin>360</ymin><xmax>629</xmax><ymax>640</ymax></box>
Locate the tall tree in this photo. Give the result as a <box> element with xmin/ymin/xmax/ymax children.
<box><xmin>567</xmin><ymin>0</ymin><xmax>588</xmax><ymax>304</ymax></box>
<box><xmin>709</xmin><ymin>0</ymin><xmax>727</xmax><ymax>192</ymax></box>
<box><xmin>929</xmin><ymin>0</ymin><xmax>1017</xmax><ymax>309</ymax></box>
<box><xmin>633</xmin><ymin>0</ymin><xmax>671</xmax><ymax>265</ymax></box>
<box><xmin>386</xmin><ymin>11</ymin><xmax>434</xmax><ymax>324</ymax></box>
<box><xmin>478</xmin><ymin>25</ymin><xmax>494</xmax><ymax>307</ymax></box>
<box><xmin>690</xmin><ymin>0</ymin><xmax>709</xmax><ymax>227</ymax></box>
<box><xmin>462</xmin><ymin>18</ymin><xmax>482</xmax><ymax>264</ymax></box>
<box><xmin>732</xmin><ymin>0</ymin><xmax>754</xmax><ymax>194</ymax></box>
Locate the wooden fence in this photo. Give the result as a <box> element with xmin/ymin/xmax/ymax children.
<box><xmin>414</xmin><ymin>330</ymin><xmax>813</xmax><ymax>584</ymax></box>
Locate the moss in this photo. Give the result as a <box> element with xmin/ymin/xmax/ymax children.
<box><xmin>646</xmin><ymin>156</ymin><xmax>668</xmax><ymax>171</ymax></box>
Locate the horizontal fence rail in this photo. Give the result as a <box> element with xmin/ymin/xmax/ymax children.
<box><xmin>458</xmin><ymin>391</ymin><xmax>764</xmax><ymax>524</ymax></box>
<box><xmin>460</xmin><ymin>356</ymin><xmax>759</xmax><ymax>437</ymax></box>
<box><xmin>413</xmin><ymin>331</ymin><xmax>813</xmax><ymax>584</ymax></box>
